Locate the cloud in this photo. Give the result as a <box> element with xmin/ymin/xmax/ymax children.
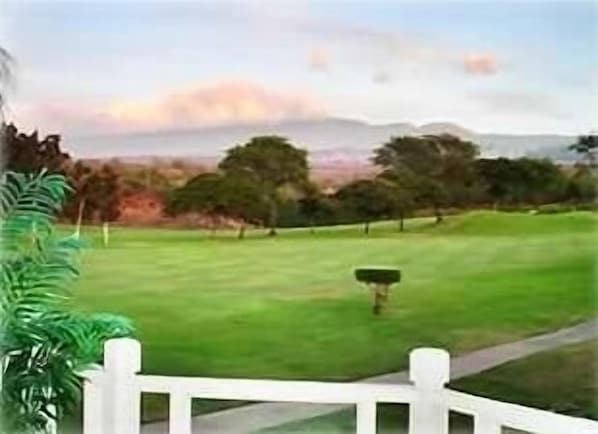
<box><xmin>463</xmin><ymin>53</ymin><xmax>498</xmax><ymax>75</ymax></box>
<box><xmin>19</xmin><ymin>81</ymin><xmax>326</xmax><ymax>134</ymax></box>
<box><xmin>308</xmin><ymin>48</ymin><xmax>330</xmax><ymax>71</ymax></box>
<box><xmin>372</xmin><ymin>71</ymin><xmax>391</xmax><ymax>84</ymax></box>
<box><xmin>292</xmin><ymin>15</ymin><xmax>499</xmax><ymax>80</ymax></box>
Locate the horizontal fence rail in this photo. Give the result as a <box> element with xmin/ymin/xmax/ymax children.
<box><xmin>136</xmin><ymin>375</ymin><xmax>418</xmax><ymax>404</ymax></box>
<box><xmin>82</xmin><ymin>338</ymin><xmax>598</xmax><ymax>434</ymax></box>
<box><xmin>447</xmin><ymin>390</ymin><xmax>598</xmax><ymax>434</ymax></box>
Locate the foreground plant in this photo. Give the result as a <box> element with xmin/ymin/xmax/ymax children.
<box><xmin>0</xmin><ymin>170</ymin><xmax>133</xmax><ymax>433</ymax></box>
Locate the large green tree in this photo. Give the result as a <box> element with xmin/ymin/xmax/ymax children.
<box><xmin>219</xmin><ymin>136</ymin><xmax>309</xmax><ymax>236</ymax></box>
<box><xmin>373</xmin><ymin>134</ymin><xmax>479</xmax><ymax>223</ymax></box>
<box><xmin>168</xmin><ymin>172</ymin><xmax>267</xmax><ymax>238</ymax></box>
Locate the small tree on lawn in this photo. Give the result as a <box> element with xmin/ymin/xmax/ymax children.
<box><xmin>219</xmin><ymin>136</ymin><xmax>309</xmax><ymax>236</ymax></box>
<box><xmin>167</xmin><ymin>172</ymin><xmax>267</xmax><ymax>238</ymax></box>
<box><xmin>218</xmin><ymin>173</ymin><xmax>268</xmax><ymax>239</ymax></box>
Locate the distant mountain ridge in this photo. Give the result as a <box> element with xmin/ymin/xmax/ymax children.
<box><xmin>68</xmin><ymin>117</ymin><xmax>579</xmax><ymax>164</ymax></box>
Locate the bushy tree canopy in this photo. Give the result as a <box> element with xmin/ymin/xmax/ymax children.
<box><xmin>219</xmin><ymin>136</ymin><xmax>309</xmax><ymax>235</ymax></box>
<box><xmin>373</xmin><ymin>134</ymin><xmax>479</xmax><ymax>222</ymax></box>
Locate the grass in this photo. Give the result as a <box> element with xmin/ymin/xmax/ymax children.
<box><xmin>261</xmin><ymin>340</ymin><xmax>597</xmax><ymax>433</ymax></box>
<box><xmin>63</xmin><ymin>211</ymin><xmax>596</xmax><ymax>422</ymax></box>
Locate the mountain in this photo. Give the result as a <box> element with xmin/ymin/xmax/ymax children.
<box><xmin>67</xmin><ymin>117</ymin><xmax>578</xmax><ymax>163</ymax></box>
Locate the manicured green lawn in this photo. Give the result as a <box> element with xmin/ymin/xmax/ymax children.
<box><xmin>65</xmin><ymin>211</ymin><xmax>596</xmax><ymax>421</ymax></box>
<box><xmin>261</xmin><ymin>340</ymin><xmax>597</xmax><ymax>433</ymax></box>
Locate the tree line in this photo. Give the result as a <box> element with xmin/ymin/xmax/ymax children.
<box><xmin>167</xmin><ymin>133</ymin><xmax>596</xmax><ymax>237</ymax></box>
<box><xmin>2</xmin><ymin>122</ymin><xmax>596</xmax><ymax>238</ymax></box>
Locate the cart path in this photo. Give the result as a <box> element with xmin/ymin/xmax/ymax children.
<box><xmin>141</xmin><ymin>318</ymin><xmax>598</xmax><ymax>434</ymax></box>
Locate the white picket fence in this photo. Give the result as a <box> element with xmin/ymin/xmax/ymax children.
<box><xmin>82</xmin><ymin>338</ymin><xmax>598</xmax><ymax>434</ymax></box>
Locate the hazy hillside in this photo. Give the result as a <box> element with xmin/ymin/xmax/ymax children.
<box><xmin>67</xmin><ymin>117</ymin><xmax>578</xmax><ymax>164</ymax></box>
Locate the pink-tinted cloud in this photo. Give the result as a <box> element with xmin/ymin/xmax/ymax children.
<box><xmin>308</xmin><ymin>48</ymin><xmax>330</xmax><ymax>71</ymax></box>
<box><xmin>463</xmin><ymin>53</ymin><xmax>498</xmax><ymax>75</ymax></box>
<box><xmin>19</xmin><ymin>81</ymin><xmax>326</xmax><ymax>134</ymax></box>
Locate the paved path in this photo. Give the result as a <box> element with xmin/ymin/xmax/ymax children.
<box><xmin>142</xmin><ymin>319</ymin><xmax>598</xmax><ymax>434</ymax></box>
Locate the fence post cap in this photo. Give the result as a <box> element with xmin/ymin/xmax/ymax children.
<box><xmin>409</xmin><ymin>347</ymin><xmax>450</xmax><ymax>389</ymax></box>
<box><xmin>104</xmin><ymin>338</ymin><xmax>141</xmax><ymax>374</ymax></box>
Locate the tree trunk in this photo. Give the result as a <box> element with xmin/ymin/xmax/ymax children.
<box><xmin>102</xmin><ymin>221</ymin><xmax>109</xmax><ymax>247</ymax></box>
<box><xmin>267</xmin><ymin>200</ymin><xmax>278</xmax><ymax>237</ymax></box>
<box><xmin>74</xmin><ymin>197</ymin><xmax>86</xmax><ymax>239</ymax></box>
<box><xmin>434</xmin><ymin>206</ymin><xmax>443</xmax><ymax>224</ymax></box>
<box><xmin>372</xmin><ymin>285</ymin><xmax>384</xmax><ymax>315</ymax></box>
<box><xmin>364</xmin><ymin>221</ymin><xmax>370</xmax><ymax>235</ymax></box>
<box><xmin>238</xmin><ymin>223</ymin><xmax>246</xmax><ymax>240</ymax></box>
<box><xmin>309</xmin><ymin>218</ymin><xmax>315</xmax><ymax>234</ymax></box>
<box><xmin>399</xmin><ymin>213</ymin><xmax>405</xmax><ymax>232</ymax></box>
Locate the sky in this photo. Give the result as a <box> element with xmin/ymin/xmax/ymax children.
<box><xmin>1</xmin><ymin>0</ymin><xmax>596</xmax><ymax>136</ymax></box>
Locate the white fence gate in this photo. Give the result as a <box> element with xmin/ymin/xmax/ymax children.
<box><xmin>82</xmin><ymin>338</ymin><xmax>598</xmax><ymax>434</ymax></box>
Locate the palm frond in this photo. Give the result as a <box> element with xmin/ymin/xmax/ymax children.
<box><xmin>0</xmin><ymin>170</ymin><xmax>134</xmax><ymax>432</ymax></box>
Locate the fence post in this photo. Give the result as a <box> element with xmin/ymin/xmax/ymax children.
<box><xmin>82</xmin><ymin>370</ymin><xmax>105</xmax><ymax>434</ymax></box>
<box><xmin>103</xmin><ymin>338</ymin><xmax>141</xmax><ymax>434</ymax></box>
<box><xmin>408</xmin><ymin>348</ymin><xmax>450</xmax><ymax>434</ymax></box>
<box><xmin>356</xmin><ymin>401</ymin><xmax>377</xmax><ymax>434</ymax></box>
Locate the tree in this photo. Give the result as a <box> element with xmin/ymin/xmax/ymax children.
<box><xmin>476</xmin><ymin>157</ymin><xmax>567</xmax><ymax>207</ymax></box>
<box><xmin>373</xmin><ymin>134</ymin><xmax>479</xmax><ymax>223</ymax></box>
<box><xmin>220</xmin><ymin>173</ymin><xmax>268</xmax><ymax>239</ymax></box>
<box><xmin>167</xmin><ymin>172</ymin><xmax>267</xmax><ymax>239</ymax></box>
<box><xmin>516</xmin><ymin>158</ymin><xmax>566</xmax><ymax>206</ymax></box>
<box><xmin>0</xmin><ymin>171</ymin><xmax>133</xmax><ymax>432</ymax></box>
<box><xmin>296</xmin><ymin>183</ymin><xmax>337</xmax><ymax>232</ymax></box>
<box><xmin>335</xmin><ymin>179</ymin><xmax>397</xmax><ymax>235</ymax></box>
<box><xmin>569</xmin><ymin>135</ymin><xmax>597</xmax><ymax>167</ymax></box>
<box><xmin>219</xmin><ymin>136</ymin><xmax>309</xmax><ymax>236</ymax></box>
<box><xmin>565</xmin><ymin>167</ymin><xmax>596</xmax><ymax>205</ymax></box>
<box><xmin>475</xmin><ymin>158</ymin><xmax>517</xmax><ymax>207</ymax></box>
<box><xmin>1</xmin><ymin>123</ymin><xmax>70</xmax><ymax>174</ymax></box>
